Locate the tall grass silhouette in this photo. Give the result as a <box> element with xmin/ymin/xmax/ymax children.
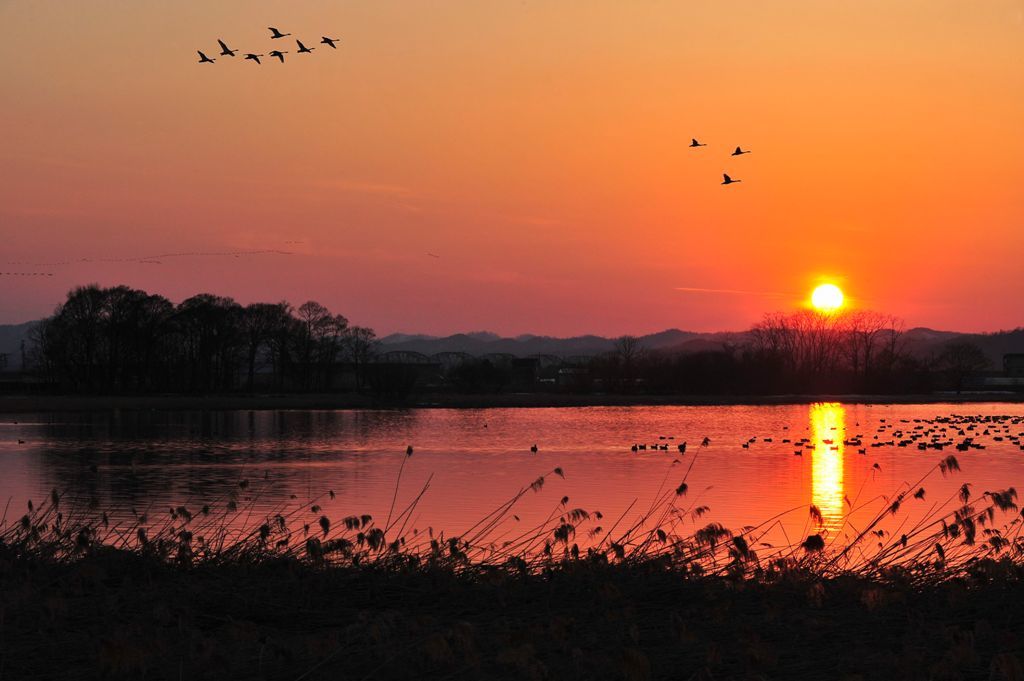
<box><xmin>4</xmin><ymin>449</ymin><xmax>1021</xmax><ymax>582</ymax></box>
<box><xmin>6</xmin><ymin>447</ymin><xmax>1024</xmax><ymax>679</ymax></box>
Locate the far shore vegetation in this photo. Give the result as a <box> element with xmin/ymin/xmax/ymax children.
<box><xmin>6</xmin><ymin>285</ymin><xmax>1020</xmax><ymax>402</ymax></box>
<box><xmin>1</xmin><ymin>392</ymin><xmax>1023</xmax><ymax>415</ymax></box>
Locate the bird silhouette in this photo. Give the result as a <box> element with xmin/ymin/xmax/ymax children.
<box><xmin>321</xmin><ymin>36</ymin><xmax>340</xmax><ymax>49</ymax></box>
<box><xmin>731</xmin><ymin>146</ymin><xmax>751</xmax><ymax>156</ymax></box>
<box><xmin>197</xmin><ymin>51</ymin><xmax>216</xmax><ymax>64</ymax></box>
<box><xmin>689</xmin><ymin>138</ymin><xmax>707</xmax><ymax>147</ymax></box>
<box><xmin>269</xmin><ymin>27</ymin><xmax>291</xmax><ymax>39</ymax></box>
<box><xmin>244</xmin><ymin>53</ymin><xmax>263</xmax><ymax>65</ymax></box>
<box><xmin>269</xmin><ymin>50</ymin><xmax>288</xmax><ymax>63</ymax></box>
<box><xmin>217</xmin><ymin>39</ymin><xmax>238</xmax><ymax>57</ymax></box>
<box><xmin>722</xmin><ymin>173</ymin><xmax>742</xmax><ymax>185</ymax></box>
<box><xmin>296</xmin><ymin>40</ymin><xmax>315</xmax><ymax>54</ymax></box>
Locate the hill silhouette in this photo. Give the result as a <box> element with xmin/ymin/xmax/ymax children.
<box><xmin>378</xmin><ymin>327</ymin><xmax>1022</xmax><ymax>365</ymax></box>
<box><xmin>2</xmin><ymin>321</ymin><xmax>1021</xmax><ymax>369</ymax></box>
<box><xmin>377</xmin><ymin>329</ymin><xmax>701</xmax><ymax>357</ymax></box>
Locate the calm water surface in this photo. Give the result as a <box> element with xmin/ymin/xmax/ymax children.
<box><xmin>2</xmin><ymin>404</ymin><xmax>1023</xmax><ymax>548</ymax></box>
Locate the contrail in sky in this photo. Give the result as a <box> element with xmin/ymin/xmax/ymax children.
<box><xmin>674</xmin><ymin>286</ymin><xmax>794</xmax><ymax>298</ymax></box>
<box><xmin>4</xmin><ymin>250</ymin><xmax>295</xmax><ymax>267</ymax></box>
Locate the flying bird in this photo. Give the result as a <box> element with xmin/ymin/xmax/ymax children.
<box><xmin>321</xmin><ymin>36</ymin><xmax>340</xmax><ymax>49</ymax></box>
<box><xmin>689</xmin><ymin>138</ymin><xmax>706</xmax><ymax>147</ymax></box>
<box><xmin>244</xmin><ymin>53</ymin><xmax>263</xmax><ymax>65</ymax></box>
<box><xmin>731</xmin><ymin>146</ymin><xmax>751</xmax><ymax>156</ymax></box>
<box><xmin>197</xmin><ymin>51</ymin><xmax>215</xmax><ymax>64</ymax></box>
<box><xmin>269</xmin><ymin>50</ymin><xmax>288</xmax><ymax>63</ymax></box>
<box><xmin>268</xmin><ymin>27</ymin><xmax>291</xmax><ymax>39</ymax></box>
<box><xmin>296</xmin><ymin>40</ymin><xmax>315</xmax><ymax>54</ymax></box>
<box><xmin>217</xmin><ymin>39</ymin><xmax>238</xmax><ymax>57</ymax></box>
<box><xmin>722</xmin><ymin>173</ymin><xmax>742</xmax><ymax>185</ymax></box>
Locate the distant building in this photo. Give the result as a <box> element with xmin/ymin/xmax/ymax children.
<box><xmin>557</xmin><ymin>366</ymin><xmax>590</xmax><ymax>389</ymax></box>
<box><xmin>1005</xmin><ymin>354</ymin><xmax>1024</xmax><ymax>378</ymax></box>
<box><xmin>510</xmin><ymin>358</ymin><xmax>540</xmax><ymax>388</ymax></box>
<box><xmin>979</xmin><ymin>354</ymin><xmax>1024</xmax><ymax>391</ymax></box>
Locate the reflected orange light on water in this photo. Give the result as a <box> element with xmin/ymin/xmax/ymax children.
<box><xmin>810</xmin><ymin>402</ymin><xmax>845</xmax><ymax>534</ymax></box>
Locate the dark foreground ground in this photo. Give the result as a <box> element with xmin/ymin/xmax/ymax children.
<box><xmin>1</xmin><ymin>391</ymin><xmax>1022</xmax><ymax>412</ymax></box>
<box><xmin>4</xmin><ymin>552</ymin><xmax>1024</xmax><ymax>681</ymax></box>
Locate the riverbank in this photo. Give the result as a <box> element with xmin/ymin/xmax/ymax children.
<box><xmin>5</xmin><ymin>460</ymin><xmax>1023</xmax><ymax>681</ymax></box>
<box><xmin>3</xmin><ymin>547</ymin><xmax>1024</xmax><ymax>680</ymax></box>
<box><xmin>1</xmin><ymin>391</ymin><xmax>1022</xmax><ymax>412</ymax></box>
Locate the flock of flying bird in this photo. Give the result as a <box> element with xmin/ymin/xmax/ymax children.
<box><xmin>3</xmin><ymin>250</ymin><xmax>294</xmax><ymax>279</ymax></box>
<box><xmin>196</xmin><ymin>32</ymin><xmax>748</xmax><ymax>189</ymax></box>
<box><xmin>197</xmin><ymin>27</ymin><xmax>340</xmax><ymax>65</ymax></box>
<box><xmin>690</xmin><ymin>138</ymin><xmax>752</xmax><ymax>186</ymax></box>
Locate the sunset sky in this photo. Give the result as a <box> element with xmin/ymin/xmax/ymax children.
<box><xmin>1</xmin><ymin>0</ymin><xmax>1022</xmax><ymax>336</ymax></box>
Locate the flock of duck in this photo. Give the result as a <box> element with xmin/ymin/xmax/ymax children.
<box><xmin>617</xmin><ymin>414</ymin><xmax>1024</xmax><ymax>457</ymax></box>
<box><xmin>197</xmin><ymin>27</ymin><xmax>340</xmax><ymax>65</ymax></box>
<box><xmin>689</xmin><ymin>138</ymin><xmax>753</xmax><ymax>186</ymax></box>
<box><xmin>515</xmin><ymin>416</ymin><xmax>1024</xmax><ymax>458</ymax></box>
<box><xmin>628</xmin><ymin>436</ymin><xmax>712</xmax><ymax>453</ymax></box>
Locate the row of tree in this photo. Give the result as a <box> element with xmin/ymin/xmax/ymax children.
<box><xmin>29</xmin><ymin>285</ymin><xmax>378</xmax><ymax>392</ymax></box>
<box><xmin>591</xmin><ymin>310</ymin><xmax>992</xmax><ymax>394</ymax></box>
<box><xmin>25</xmin><ymin>285</ymin><xmax>996</xmax><ymax>395</ymax></box>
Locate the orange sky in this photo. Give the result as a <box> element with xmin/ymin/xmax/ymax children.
<box><xmin>1</xmin><ymin>1</ymin><xmax>1022</xmax><ymax>335</ymax></box>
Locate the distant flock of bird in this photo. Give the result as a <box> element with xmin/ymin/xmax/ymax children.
<box><xmin>197</xmin><ymin>27</ymin><xmax>340</xmax><ymax>64</ymax></box>
<box><xmin>629</xmin><ymin>436</ymin><xmax>712</xmax><ymax>453</ymax></box>
<box><xmin>522</xmin><ymin>415</ymin><xmax>1024</xmax><ymax>458</ymax></box>
<box><xmin>624</xmin><ymin>415</ymin><xmax>1024</xmax><ymax>458</ymax></box>
<box><xmin>689</xmin><ymin>138</ymin><xmax>752</xmax><ymax>186</ymax></box>
<box><xmin>2</xmin><ymin>249</ymin><xmax>295</xmax><ymax>279</ymax></box>
<box><xmin>196</xmin><ymin>33</ymin><xmax>752</xmax><ymax>190</ymax></box>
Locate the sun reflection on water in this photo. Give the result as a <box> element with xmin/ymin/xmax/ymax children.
<box><xmin>810</xmin><ymin>402</ymin><xmax>845</xmax><ymax>534</ymax></box>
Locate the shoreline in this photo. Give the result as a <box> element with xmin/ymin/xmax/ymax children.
<box><xmin>1</xmin><ymin>391</ymin><xmax>1022</xmax><ymax>412</ymax></box>
<box><xmin>5</xmin><ymin>550</ymin><xmax>1024</xmax><ymax>680</ymax></box>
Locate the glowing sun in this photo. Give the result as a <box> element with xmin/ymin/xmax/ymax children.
<box><xmin>811</xmin><ymin>283</ymin><xmax>844</xmax><ymax>313</ymax></box>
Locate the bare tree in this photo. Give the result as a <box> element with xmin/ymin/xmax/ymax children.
<box><xmin>613</xmin><ymin>335</ymin><xmax>645</xmax><ymax>391</ymax></box>
<box><xmin>751</xmin><ymin>309</ymin><xmax>846</xmax><ymax>378</ymax></box>
<box><xmin>842</xmin><ymin>311</ymin><xmax>905</xmax><ymax>382</ymax></box>
<box><xmin>241</xmin><ymin>302</ymin><xmax>290</xmax><ymax>391</ymax></box>
<box><xmin>344</xmin><ymin>326</ymin><xmax>379</xmax><ymax>390</ymax></box>
<box><xmin>938</xmin><ymin>341</ymin><xmax>989</xmax><ymax>393</ymax></box>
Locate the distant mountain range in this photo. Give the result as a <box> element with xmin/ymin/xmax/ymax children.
<box><xmin>380</xmin><ymin>327</ymin><xmax>1023</xmax><ymax>366</ymax></box>
<box><xmin>1</xmin><ymin>322</ymin><xmax>1020</xmax><ymax>370</ymax></box>
<box><xmin>378</xmin><ymin>329</ymin><xmax>726</xmax><ymax>357</ymax></box>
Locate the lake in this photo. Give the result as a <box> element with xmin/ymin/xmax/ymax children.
<box><xmin>2</xmin><ymin>403</ymin><xmax>1023</xmax><ymax>553</ymax></box>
